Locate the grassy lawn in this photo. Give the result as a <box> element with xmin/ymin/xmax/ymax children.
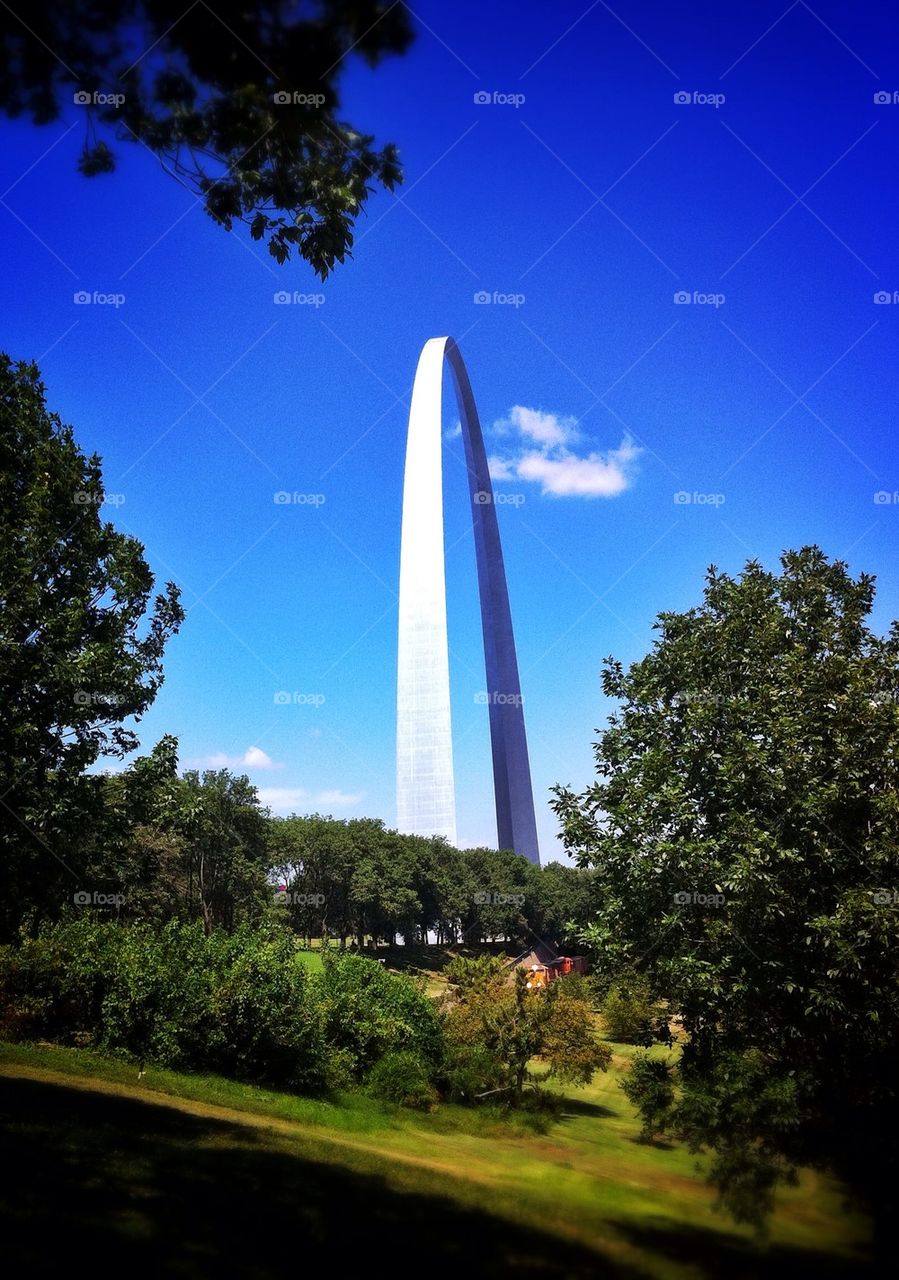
<box><xmin>0</xmin><ymin>1039</ymin><xmax>871</xmax><ymax>1279</ymax></box>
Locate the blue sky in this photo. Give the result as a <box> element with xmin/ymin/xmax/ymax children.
<box><xmin>2</xmin><ymin>0</ymin><xmax>898</xmax><ymax>859</ymax></box>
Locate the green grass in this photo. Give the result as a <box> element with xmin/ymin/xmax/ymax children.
<box><xmin>0</xmin><ymin>1037</ymin><xmax>871</xmax><ymax>1278</ymax></box>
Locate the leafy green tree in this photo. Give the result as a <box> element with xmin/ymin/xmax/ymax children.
<box><xmin>599</xmin><ymin>971</ymin><xmax>670</xmax><ymax>1046</ymax></box>
<box><xmin>552</xmin><ymin>547</ymin><xmax>899</xmax><ymax>1244</ymax></box>
<box><xmin>315</xmin><ymin>951</ymin><xmax>442</xmax><ymax>1082</ymax></box>
<box><xmin>523</xmin><ymin>859</ymin><xmax>596</xmax><ymax>949</ymax></box>
<box><xmin>442</xmin><ymin>955</ymin><xmax>610</xmax><ymax>1103</ymax></box>
<box><xmin>0</xmin><ymin>916</ymin><xmax>327</xmax><ymax>1090</ymax></box>
<box><xmin>0</xmin><ymin>2</ymin><xmax>412</xmax><ymax>274</ymax></box>
<box><xmin>460</xmin><ymin>846</ymin><xmax>530</xmax><ymax>944</ymax></box>
<box><xmin>178</xmin><ymin>769</ymin><xmax>271</xmax><ymax>933</ymax></box>
<box><xmin>0</xmin><ymin>355</ymin><xmax>183</xmax><ymax>937</ymax></box>
<box><xmin>269</xmin><ymin>813</ymin><xmax>356</xmax><ymax>944</ymax></box>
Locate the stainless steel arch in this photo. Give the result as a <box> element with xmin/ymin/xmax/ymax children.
<box><xmin>396</xmin><ymin>337</ymin><xmax>540</xmax><ymax>864</ymax></box>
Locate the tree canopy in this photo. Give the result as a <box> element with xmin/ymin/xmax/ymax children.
<box><xmin>0</xmin><ymin>354</ymin><xmax>184</xmax><ymax>937</ymax></box>
<box><xmin>553</xmin><ymin>547</ymin><xmax>899</xmax><ymax>1241</ymax></box>
<box><xmin>0</xmin><ymin>1</ymin><xmax>413</xmax><ymax>274</ymax></box>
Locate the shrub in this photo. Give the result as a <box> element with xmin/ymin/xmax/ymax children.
<box><xmin>0</xmin><ymin>918</ymin><xmax>328</xmax><ymax>1091</ymax></box>
<box><xmin>441</xmin><ymin>1043</ymin><xmax>506</xmax><ymax>1103</ymax></box>
<box><xmin>619</xmin><ymin>1052</ymin><xmax>675</xmax><ymax>1142</ymax></box>
<box><xmin>600</xmin><ymin>971</ymin><xmax>667</xmax><ymax>1044</ymax></box>
<box><xmin>314</xmin><ymin>952</ymin><xmax>443</xmax><ymax>1080</ymax></box>
<box><xmin>367</xmin><ymin>1051</ymin><xmax>437</xmax><ymax>1110</ymax></box>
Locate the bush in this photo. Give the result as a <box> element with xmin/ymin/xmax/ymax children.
<box><xmin>314</xmin><ymin>952</ymin><xmax>443</xmax><ymax>1081</ymax></box>
<box><xmin>441</xmin><ymin>1043</ymin><xmax>506</xmax><ymax>1103</ymax></box>
<box><xmin>367</xmin><ymin>1051</ymin><xmax>437</xmax><ymax>1110</ymax></box>
<box><xmin>619</xmin><ymin>1051</ymin><xmax>675</xmax><ymax>1142</ymax></box>
<box><xmin>0</xmin><ymin>918</ymin><xmax>328</xmax><ymax>1091</ymax></box>
<box><xmin>600</xmin><ymin>971</ymin><xmax>667</xmax><ymax>1045</ymax></box>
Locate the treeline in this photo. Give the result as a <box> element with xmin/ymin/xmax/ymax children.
<box><xmin>0</xmin><ymin>918</ymin><xmax>606</xmax><ymax>1107</ymax></box>
<box><xmin>5</xmin><ymin>733</ymin><xmax>593</xmax><ymax>951</ymax></box>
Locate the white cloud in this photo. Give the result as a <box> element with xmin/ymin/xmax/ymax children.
<box><xmin>444</xmin><ymin>419</ymin><xmax>463</xmax><ymax>440</ymax></box>
<box><xmin>495</xmin><ymin>404</ymin><xmax>580</xmax><ymax>448</ymax></box>
<box><xmin>315</xmin><ymin>789</ymin><xmax>365</xmax><ymax>808</ymax></box>
<box><xmin>193</xmin><ymin>746</ymin><xmax>282</xmax><ymax>771</ymax></box>
<box><xmin>487</xmin><ymin>454</ymin><xmax>516</xmax><ymax>481</ymax></box>
<box><xmin>488</xmin><ymin>406</ymin><xmax>641</xmax><ymax>499</ymax></box>
<box><xmin>257</xmin><ymin>787</ymin><xmax>365</xmax><ymax>815</ymax></box>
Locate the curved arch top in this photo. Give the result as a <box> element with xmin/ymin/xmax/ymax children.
<box><xmin>396</xmin><ymin>337</ymin><xmax>540</xmax><ymax>864</ymax></box>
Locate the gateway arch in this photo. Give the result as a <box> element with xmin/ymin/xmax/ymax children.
<box><xmin>396</xmin><ymin>337</ymin><xmax>540</xmax><ymax>864</ymax></box>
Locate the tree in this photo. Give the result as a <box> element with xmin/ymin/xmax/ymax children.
<box><xmin>178</xmin><ymin>768</ymin><xmax>271</xmax><ymax>933</ymax></box>
<box><xmin>0</xmin><ymin>2</ymin><xmax>413</xmax><ymax>274</ymax></box>
<box><xmin>552</xmin><ymin>547</ymin><xmax>899</xmax><ymax>1245</ymax></box>
<box><xmin>0</xmin><ymin>355</ymin><xmax>183</xmax><ymax>937</ymax></box>
<box><xmin>442</xmin><ymin>955</ymin><xmax>610</xmax><ymax>1103</ymax></box>
<box><xmin>523</xmin><ymin>859</ymin><xmax>596</xmax><ymax>950</ymax></box>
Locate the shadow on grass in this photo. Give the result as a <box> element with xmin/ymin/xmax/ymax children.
<box><xmin>374</xmin><ymin>942</ymin><xmax>516</xmax><ymax>976</ymax></box>
<box><xmin>610</xmin><ymin>1216</ymin><xmax>872</xmax><ymax>1279</ymax></box>
<box><xmin>555</xmin><ymin>1096</ymin><xmax>618</xmax><ymax>1122</ymax></box>
<box><xmin>0</xmin><ymin>1075</ymin><xmax>627</xmax><ymax>1280</ymax></box>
